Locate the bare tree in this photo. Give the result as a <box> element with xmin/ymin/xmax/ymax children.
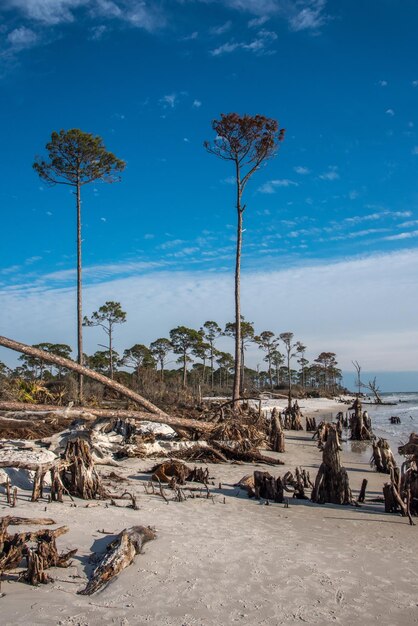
<box><xmin>33</xmin><ymin>129</ymin><xmax>125</xmax><ymax>401</ymax></box>
<box><xmin>205</xmin><ymin>114</ymin><xmax>284</xmax><ymax>403</ymax></box>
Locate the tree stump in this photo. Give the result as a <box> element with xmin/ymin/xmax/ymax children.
<box><xmin>59</xmin><ymin>438</ymin><xmax>107</xmax><ymax>499</ymax></box>
<box><xmin>311</xmin><ymin>425</ymin><xmax>352</xmax><ymax>505</ymax></box>
<box><xmin>270</xmin><ymin>411</ymin><xmax>285</xmax><ymax>453</ymax></box>
<box><xmin>350</xmin><ymin>398</ymin><xmax>373</xmax><ymax>440</ymax></box>
<box><xmin>371</xmin><ymin>439</ymin><xmax>397</xmax><ymax>473</ymax></box>
<box><xmin>253</xmin><ymin>471</ymin><xmax>284</xmax><ymax>502</ymax></box>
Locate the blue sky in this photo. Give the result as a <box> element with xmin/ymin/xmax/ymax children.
<box><xmin>1</xmin><ymin>0</ymin><xmax>418</xmax><ymax>386</ymax></box>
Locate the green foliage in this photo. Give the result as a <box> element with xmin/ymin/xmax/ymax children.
<box><xmin>83</xmin><ymin>301</ymin><xmax>127</xmax><ymax>332</ymax></box>
<box><xmin>149</xmin><ymin>338</ymin><xmax>172</xmax><ymax>373</ymax></box>
<box><xmin>33</xmin><ymin>128</ymin><xmax>126</xmax><ymax>187</ymax></box>
<box><xmin>121</xmin><ymin>344</ymin><xmax>156</xmax><ymax>372</ymax></box>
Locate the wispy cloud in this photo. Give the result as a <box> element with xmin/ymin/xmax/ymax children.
<box><xmin>7</xmin><ymin>26</ymin><xmax>38</xmax><ymax>49</ymax></box>
<box><xmin>386</xmin><ymin>108</ymin><xmax>395</xmax><ymax>116</ymax></box>
<box><xmin>344</xmin><ymin>210</ymin><xmax>411</xmax><ymax>225</ymax></box>
<box><xmin>248</xmin><ymin>15</ymin><xmax>269</xmax><ymax>27</ymax></box>
<box><xmin>192</xmin><ymin>99</ymin><xmax>202</xmax><ymax>108</ymax></box>
<box><xmin>294</xmin><ymin>165</ymin><xmax>310</xmax><ymax>175</ymax></box>
<box><xmin>378</xmin><ymin>79</ymin><xmax>388</xmax><ymax>87</ymax></box>
<box><xmin>258</xmin><ymin>179</ymin><xmax>299</xmax><ymax>193</ymax></box>
<box><xmin>8</xmin><ymin>0</ymin><xmax>166</xmax><ymax>31</ymax></box>
<box><xmin>210</xmin><ymin>29</ymin><xmax>277</xmax><ymax>56</ymax></box>
<box><xmin>384</xmin><ymin>230</ymin><xmax>418</xmax><ymax>241</ymax></box>
<box><xmin>319</xmin><ymin>166</ymin><xmax>339</xmax><ymax>181</ymax></box>
<box><xmin>288</xmin><ymin>0</ymin><xmax>329</xmax><ymax>32</ymax></box>
<box><xmin>210</xmin><ymin>20</ymin><xmax>232</xmax><ymax>35</ymax></box>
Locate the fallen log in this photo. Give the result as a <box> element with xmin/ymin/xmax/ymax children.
<box><xmin>78</xmin><ymin>526</ymin><xmax>156</xmax><ymax>595</ymax></box>
<box><xmin>0</xmin><ymin>402</ymin><xmax>213</xmax><ymax>434</ymax></box>
<box><xmin>0</xmin><ymin>336</ymin><xmax>168</xmax><ymax>417</ymax></box>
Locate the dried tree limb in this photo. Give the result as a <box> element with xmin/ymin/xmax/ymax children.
<box><xmin>0</xmin><ymin>402</ymin><xmax>213</xmax><ymax>434</ymax></box>
<box><xmin>78</xmin><ymin>526</ymin><xmax>156</xmax><ymax>595</ymax></box>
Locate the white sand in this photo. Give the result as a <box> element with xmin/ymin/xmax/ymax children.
<box><xmin>0</xmin><ymin>398</ymin><xmax>417</xmax><ymax>626</ymax></box>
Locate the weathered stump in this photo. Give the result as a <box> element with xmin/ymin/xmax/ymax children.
<box><xmin>350</xmin><ymin>398</ymin><xmax>373</xmax><ymax>440</ymax></box>
<box><xmin>270</xmin><ymin>411</ymin><xmax>285</xmax><ymax>453</ymax></box>
<box><xmin>253</xmin><ymin>471</ymin><xmax>284</xmax><ymax>503</ymax></box>
<box><xmin>59</xmin><ymin>438</ymin><xmax>107</xmax><ymax>500</ymax></box>
<box><xmin>371</xmin><ymin>438</ymin><xmax>397</xmax><ymax>473</ymax></box>
<box><xmin>311</xmin><ymin>425</ymin><xmax>352</xmax><ymax>505</ymax></box>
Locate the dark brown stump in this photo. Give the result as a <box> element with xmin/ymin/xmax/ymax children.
<box><xmin>311</xmin><ymin>425</ymin><xmax>352</xmax><ymax>505</ymax></box>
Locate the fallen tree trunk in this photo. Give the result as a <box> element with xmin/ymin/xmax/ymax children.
<box><xmin>78</xmin><ymin>526</ymin><xmax>156</xmax><ymax>595</ymax></box>
<box><xmin>0</xmin><ymin>336</ymin><xmax>168</xmax><ymax>417</ymax></box>
<box><xmin>0</xmin><ymin>402</ymin><xmax>213</xmax><ymax>434</ymax></box>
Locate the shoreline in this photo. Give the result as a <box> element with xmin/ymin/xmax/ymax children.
<box><xmin>0</xmin><ymin>398</ymin><xmax>416</xmax><ymax>625</ymax></box>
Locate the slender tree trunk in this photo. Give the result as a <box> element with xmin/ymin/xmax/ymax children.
<box><xmin>268</xmin><ymin>354</ymin><xmax>273</xmax><ymax>389</ymax></box>
<box><xmin>287</xmin><ymin>352</ymin><xmax>293</xmax><ymax>410</ymax></box>
<box><xmin>109</xmin><ymin>325</ymin><xmax>114</xmax><ymax>379</ymax></box>
<box><xmin>76</xmin><ymin>181</ymin><xmax>83</xmax><ymax>403</ymax></box>
<box><xmin>183</xmin><ymin>350</ymin><xmax>187</xmax><ymax>387</ymax></box>
<box><xmin>210</xmin><ymin>348</ymin><xmax>214</xmax><ymax>390</ymax></box>
<box><xmin>232</xmin><ymin>164</ymin><xmax>243</xmax><ymax>404</ymax></box>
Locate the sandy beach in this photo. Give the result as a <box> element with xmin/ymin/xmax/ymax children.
<box><xmin>0</xmin><ymin>398</ymin><xmax>417</xmax><ymax>626</ymax></box>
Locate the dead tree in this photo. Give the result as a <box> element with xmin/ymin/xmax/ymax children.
<box><xmin>306</xmin><ymin>416</ymin><xmax>317</xmax><ymax>432</ymax></box>
<box><xmin>371</xmin><ymin>438</ymin><xmax>397</xmax><ymax>474</ymax></box>
<box><xmin>79</xmin><ymin>526</ymin><xmax>156</xmax><ymax>595</ymax></box>
<box><xmin>58</xmin><ymin>438</ymin><xmax>107</xmax><ymax>500</ymax></box>
<box><xmin>0</xmin><ymin>335</ymin><xmax>168</xmax><ymax>416</ymax></box>
<box><xmin>311</xmin><ymin>424</ymin><xmax>352</xmax><ymax>505</ymax></box>
<box><xmin>0</xmin><ymin>518</ymin><xmax>76</xmax><ymax>584</ymax></box>
<box><xmin>283</xmin><ymin>402</ymin><xmax>303</xmax><ymax>431</ymax></box>
<box><xmin>253</xmin><ymin>470</ymin><xmax>284</xmax><ymax>502</ymax></box>
<box><xmin>350</xmin><ymin>397</ymin><xmax>373</xmax><ymax>440</ymax></box>
<box><xmin>270</xmin><ymin>408</ymin><xmax>285</xmax><ymax>452</ymax></box>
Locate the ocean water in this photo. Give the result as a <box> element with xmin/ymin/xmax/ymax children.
<box><xmin>341</xmin><ymin>392</ymin><xmax>418</xmax><ymax>462</ymax></box>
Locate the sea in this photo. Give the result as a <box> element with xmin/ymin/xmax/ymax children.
<box><xmin>341</xmin><ymin>392</ymin><xmax>418</xmax><ymax>462</ymax></box>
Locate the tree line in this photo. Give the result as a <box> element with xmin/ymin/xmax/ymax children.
<box><xmin>0</xmin><ymin>300</ymin><xmax>343</xmax><ymax>398</ymax></box>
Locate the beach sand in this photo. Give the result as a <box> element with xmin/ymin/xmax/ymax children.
<box><xmin>0</xmin><ymin>398</ymin><xmax>417</xmax><ymax>626</ymax></box>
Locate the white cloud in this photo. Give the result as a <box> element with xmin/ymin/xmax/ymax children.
<box><xmin>294</xmin><ymin>165</ymin><xmax>310</xmax><ymax>175</ymax></box>
<box><xmin>89</xmin><ymin>24</ymin><xmax>107</xmax><ymax>40</ymax></box>
<box><xmin>288</xmin><ymin>0</ymin><xmax>329</xmax><ymax>32</ymax></box>
<box><xmin>7</xmin><ymin>26</ymin><xmax>38</xmax><ymax>49</ymax></box>
<box><xmin>412</xmin><ymin>80</ymin><xmax>418</xmax><ymax>87</ymax></box>
<box><xmin>248</xmin><ymin>15</ymin><xmax>269</xmax><ymax>27</ymax></box>
<box><xmin>378</xmin><ymin>80</ymin><xmax>388</xmax><ymax>87</ymax></box>
<box><xmin>210</xmin><ymin>28</ymin><xmax>277</xmax><ymax>56</ymax></box>
<box><xmin>7</xmin><ymin>0</ymin><xmax>86</xmax><ymax>24</ymax></box>
<box><xmin>192</xmin><ymin>99</ymin><xmax>202</xmax><ymax>108</ymax></box>
<box><xmin>319</xmin><ymin>166</ymin><xmax>339</xmax><ymax>181</ymax></box>
<box><xmin>258</xmin><ymin>179</ymin><xmax>299</xmax><ymax>193</ymax></box>
<box><xmin>2</xmin><ymin>249</ymin><xmax>418</xmax><ymax>372</ymax></box>
<box><xmin>159</xmin><ymin>93</ymin><xmax>178</xmax><ymax>108</ymax></box>
<box><xmin>386</xmin><ymin>108</ymin><xmax>395</xmax><ymax>116</ymax></box>
<box><xmin>8</xmin><ymin>0</ymin><xmax>165</xmax><ymax>30</ymax></box>
<box><xmin>412</xmin><ymin>146</ymin><xmax>418</xmax><ymax>155</ymax></box>
<box><xmin>210</xmin><ymin>20</ymin><xmax>232</xmax><ymax>35</ymax></box>
<box><xmin>384</xmin><ymin>230</ymin><xmax>418</xmax><ymax>241</ymax></box>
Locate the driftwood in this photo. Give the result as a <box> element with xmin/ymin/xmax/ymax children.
<box><xmin>358</xmin><ymin>479</ymin><xmax>368</xmax><ymax>503</ymax></box>
<box><xmin>0</xmin><ymin>336</ymin><xmax>168</xmax><ymax>417</ymax></box>
<box><xmin>283</xmin><ymin>402</ymin><xmax>303</xmax><ymax>431</ymax></box>
<box><xmin>349</xmin><ymin>398</ymin><xmax>373</xmax><ymax>440</ymax></box>
<box><xmin>78</xmin><ymin>526</ymin><xmax>156</xmax><ymax>595</ymax></box>
<box><xmin>270</xmin><ymin>409</ymin><xmax>285</xmax><ymax>452</ymax></box>
<box><xmin>151</xmin><ymin>460</ymin><xmax>191</xmax><ymax>484</ymax></box>
<box><xmin>371</xmin><ymin>438</ymin><xmax>397</xmax><ymax>473</ymax></box>
<box><xmin>0</xmin><ymin>518</ymin><xmax>76</xmax><ymax>584</ymax></box>
<box><xmin>253</xmin><ymin>470</ymin><xmax>284</xmax><ymax>502</ymax></box>
<box><xmin>59</xmin><ymin>438</ymin><xmax>108</xmax><ymax>500</ymax></box>
<box><xmin>311</xmin><ymin>425</ymin><xmax>352</xmax><ymax>505</ymax></box>
<box><xmin>390</xmin><ymin>416</ymin><xmax>401</xmax><ymax>424</ymax></box>
<box><xmin>0</xmin><ymin>402</ymin><xmax>213</xmax><ymax>435</ymax></box>
<box><xmin>305</xmin><ymin>416</ymin><xmax>317</xmax><ymax>432</ymax></box>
